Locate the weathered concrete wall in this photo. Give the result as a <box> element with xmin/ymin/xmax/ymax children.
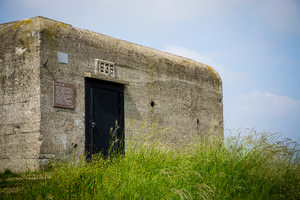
<box><xmin>0</xmin><ymin>17</ymin><xmax>223</xmax><ymax>172</ymax></box>
<box><xmin>38</xmin><ymin>17</ymin><xmax>223</xmax><ymax>160</ymax></box>
<box><xmin>0</xmin><ymin>19</ymin><xmax>41</xmax><ymax>172</ymax></box>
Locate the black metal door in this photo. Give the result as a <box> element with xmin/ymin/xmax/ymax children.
<box><xmin>85</xmin><ymin>78</ymin><xmax>124</xmax><ymax>158</ymax></box>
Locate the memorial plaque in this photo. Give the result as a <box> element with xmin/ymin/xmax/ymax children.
<box><xmin>53</xmin><ymin>81</ymin><xmax>75</xmax><ymax>109</ymax></box>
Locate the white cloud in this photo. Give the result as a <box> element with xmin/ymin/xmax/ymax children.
<box><xmin>163</xmin><ymin>45</ymin><xmax>250</xmax><ymax>84</ymax></box>
<box><xmin>164</xmin><ymin>45</ymin><xmax>300</xmax><ymax>140</ymax></box>
<box><xmin>164</xmin><ymin>45</ymin><xmax>209</xmax><ymax>63</ymax></box>
<box><xmin>236</xmin><ymin>90</ymin><xmax>300</xmax><ymax>118</ymax></box>
<box><xmin>4</xmin><ymin>0</ymin><xmax>299</xmax><ymax>141</ymax></box>
<box><xmin>5</xmin><ymin>0</ymin><xmax>250</xmax><ymax>23</ymax></box>
<box><xmin>226</xmin><ymin>90</ymin><xmax>300</xmax><ymax>140</ymax></box>
<box><xmin>7</xmin><ymin>0</ymin><xmax>299</xmax><ymax>37</ymax></box>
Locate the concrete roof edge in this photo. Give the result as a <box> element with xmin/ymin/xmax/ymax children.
<box><xmin>0</xmin><ymin>16</ymin><xmax>222</xmax><ymax>82</ymax></box>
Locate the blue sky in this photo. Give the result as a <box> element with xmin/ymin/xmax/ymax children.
<box><xmin>1</xmin><ymin>0</ymin><xmax>299</xmax><ymax>141</ymax></box>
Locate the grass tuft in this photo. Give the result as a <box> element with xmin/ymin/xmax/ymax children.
<box><xmin>1</xmin><ymin>126</ymin><xmax>299</xmax><ymax>199</ymax></box>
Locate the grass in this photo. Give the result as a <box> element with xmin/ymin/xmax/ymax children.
<box><xmin>1</xmin><ymin>125</ymin><xmax>299</xmax><ymax>199</ymax></box>
<box><xmin>0</xmin><ymin>169</ymin><xmax>19</xmax><ymax>190</ymax></box>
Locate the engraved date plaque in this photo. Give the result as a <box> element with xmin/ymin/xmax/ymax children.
<box><xmin>53</xmin><ymin>81</ymin><xmax>75</xmax><ymax>109</ymax></box>
<box><xmin>95</xmin><ymin>59</ymin><xmax>115</xmax><ymax>77</ymax></box>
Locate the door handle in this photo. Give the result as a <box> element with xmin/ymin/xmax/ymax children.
<box><xmin>90</xmin><ymin>121</ymin><xmax>96</xmax><ymax>128</ymax></box>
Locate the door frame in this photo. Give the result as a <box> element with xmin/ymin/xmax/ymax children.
<box><xmin>85</xmin><ymin>77</ymin><xmax>124</xmax><ymax>158</ymax></box>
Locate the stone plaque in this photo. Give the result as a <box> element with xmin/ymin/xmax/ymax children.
<box><xmin>53</xmin><ymin>81</ymin><xmax>75</xmax><ymax>109</ymax></box>
<box><xmin>95</xmin><ymin>59</ymin><xmax>115</xmax><ymax>77</ymax></box>
<box><xmin>57</xmin><ymin>52</ymin><xmax>68</xmax><ymax>64</ymax></box>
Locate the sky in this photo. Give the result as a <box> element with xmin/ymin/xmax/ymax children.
<box><xmin>1</xmin><ymin>0</ymin><xmax>299</xmax><ymax>141</ymax></box>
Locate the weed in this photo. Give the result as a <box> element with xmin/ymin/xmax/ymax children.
<box><xmin>2</xmin><ymin>125</ymin><xmax>300</xmax><ymax>199</ymax></box>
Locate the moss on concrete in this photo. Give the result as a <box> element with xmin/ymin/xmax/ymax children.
<box><xmin>207</xmin><ymin>65</ymin><xmax>220</xmax><ymax>89</ymax></box>
<box><xmin>13</xmin><ymin>19</ymin><xmax>31</xmax><ymax>30</ymax></box>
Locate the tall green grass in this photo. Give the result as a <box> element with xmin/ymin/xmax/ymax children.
<box><xmin>3</xmin><ymin>125</ymin><xmax>300</xmax><ymax>199</ymax></box>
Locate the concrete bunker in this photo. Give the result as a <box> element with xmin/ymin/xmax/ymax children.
<box><xmin>0</xmin><ymin>17</ymin><xmax>223</xmax><ymax>172</ymax></box>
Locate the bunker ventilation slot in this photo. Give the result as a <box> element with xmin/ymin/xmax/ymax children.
<box><xmin>151</xmin><ymin>101</ymin><xmax>155</xmax><ymax>107</ymax></box>
<box><xmin>95</xmin><ymin>59</ymin><xmax>115</xmax><ymax>77</ymax></box>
